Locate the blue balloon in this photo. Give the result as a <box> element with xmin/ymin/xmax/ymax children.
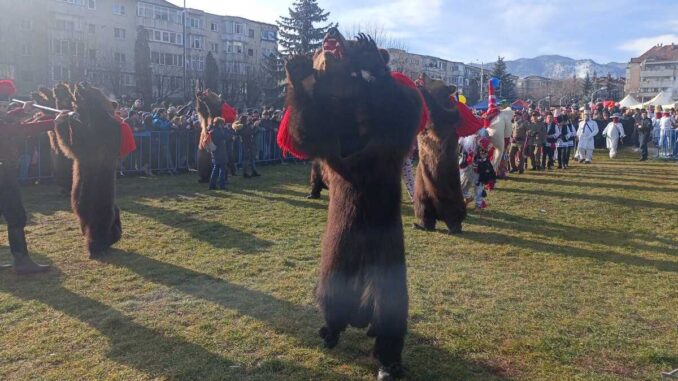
<box><xmin>490</xmin><ymin>77</ymin><xmax>501</xmax><ymax>88</ymax></box>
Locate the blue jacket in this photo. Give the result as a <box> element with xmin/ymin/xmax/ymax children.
<box><xmin>208</xmin><ymin>125</ymin><xmax>228</xmax><ymax>164</ymax></box>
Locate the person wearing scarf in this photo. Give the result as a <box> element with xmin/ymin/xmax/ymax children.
<box><xmin>542</xmin><ymin>113</ymin><xmax>560</xmax><ymax>170</ymax></box>
<box><xmin>556</xmin><ymin>115</ymin><xmax>576</xmax><ymax>169</ymax></box>
<box><xmin>576</xmin><ymin>110</ymin><xmax>599</xmax><ymax>164</ymax></box>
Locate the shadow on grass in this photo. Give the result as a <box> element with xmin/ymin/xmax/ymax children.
<box><xmin>500</xmin><ymin>188</ymin><xmax>678</xmax><ymax>212</ymax></box>
<box><xmin>459</xmin><ymin>228</ymin><xmax>677</xmax><ymax>273</ymax></box>
<box><xmin>507</xmin><ymin>176</ymin><xmax>678</xmax><ymax>193</ymax></box>
<box><xmin>125</xmin><ymin>201</ymin><xmax>273</xmax><ymax>252</ymax></box>
<box><xmin>472</xmin><ymin>211</ymin><xmax>677</xmax><ymax>258</ymax></box>
<box><xmin>95</xmin><ymin>249</ymin><xmax>513</xmax><ymax>381</ymax></box>
<box><xmin>0</xmin><ymin>272</ymin><xmax>348</xmax><ymax>380</ymax></box>
<box><xmin>213</xmin><ymin>188</ymin><xmax>328</xmax><ymax>212</ymax></box>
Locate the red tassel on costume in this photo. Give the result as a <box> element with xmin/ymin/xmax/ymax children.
<box><xmin>0</xmin><ymin>79</ymin><xmax>17</xmax><ymax>98</ymax></box>
<box><xmin>456</xmin><ymin>101</ymin><xmax>483</xmax><ymax>137</ymax></box>
<box><xmin>391</xmin><ymin>72</ymin><xmax>429</xmax><ymax>133</ymax></box>
<box><xmin>277</xmin><ymin>109</ymin><xmax>309</xmax><ymax>159</ymax></box>
<box><xmin>221</xmin><ymin>102</ymin><xmax>236</xmax><ymax>123</ymax></box>
<box><xmin>119</xmin><ymin>122</ymin><xmax>136</xmax><ymax>158</ymax></box>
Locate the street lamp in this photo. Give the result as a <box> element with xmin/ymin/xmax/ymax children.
<box><xmin>590</xmin><ymin>87</ymin><xmax>607</xmax><ymax>104</ymax></box>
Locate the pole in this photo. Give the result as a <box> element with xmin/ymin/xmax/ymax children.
<box><xmin>480</xmin><ymin>61</ymin><xmax>484</xmax><ymax>101</ymax></box>
<box><xmin>11</xmin><ymin>99</ymin><xmax>64</xmax><ymax>114</ymax></box>
<box><xmin>183</xmin><ymin>0</ymin><xmax>187</xmax><ymax>101</ymax></box>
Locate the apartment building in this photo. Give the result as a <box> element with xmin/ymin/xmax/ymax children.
<box><xmin>0</xmin><ymin>0</ymin><xmax>278</xmax><ymax>103</ymax></box>
<box><xmin>625</xmin><ymin>43</ymin><xmax>678</xmax><ymax>101</ymax></box>
<box><xmin>387</xmin><ymin>48</ymin><xmax>482</xmax><ymax>104</ymax></box>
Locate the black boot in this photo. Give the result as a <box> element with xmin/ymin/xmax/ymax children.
<box><xmin>251</xmin><ymin>170</ymin><xmax>261</xmax><ymax>177</ymax></box>
<box><xmin>8</xmin><ymin>228</ymin><xmax>49</xmax><ymax>275</ymax></box>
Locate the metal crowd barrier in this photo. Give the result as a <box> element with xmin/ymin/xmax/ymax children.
<box><xmin>656</xmin><ymin>129</ymin><xmax>677</xmax><ymax>159</ymax></box>
<box><xmin>19</xmin><ymin>128</ymin><xmax>288</xmax><ymax>182</ymax></box>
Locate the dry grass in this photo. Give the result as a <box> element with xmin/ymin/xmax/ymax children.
<box><xmin>1</xmin><ymin>150</ymin><xmax>677</xmax><ymax>380</ymax></box>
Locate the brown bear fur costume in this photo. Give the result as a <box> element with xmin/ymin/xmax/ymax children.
<box><xmin>284</xmin><ymin>29</ymin><xmax>421</xmax><ymax>380</ymax></box>
<box><xmin>413</xmin><ymin>74</ymin><xmax>467</xmax><ymax>233</ymax></box>
<box><xmin>53</xmin><ymin>83</ymin><xmax>122</xmax><ymax>257</ymax></box>
<box><xmin>307</xmin><ymin>159</ymin><xmax>327</xmax><ymax>199</ymax></box>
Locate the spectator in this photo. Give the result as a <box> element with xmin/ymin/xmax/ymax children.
<box><xmin>233</xmin><ymin>115</ymin><xmax>260</xmax><ymax>178</ymax></box>
<box><xmin>207</xmin><ymin>117</ymin><xmax>229</xmax><ymax>190</ymax></box>
<box><xmin>637</xmin><ymin>110</ymin><xmax>653</xmax><ymax>161</ymax></box>
<box><xmin>152</xmin><ymin>108</ymin><xmax>175</xmax><ymax>174</ymax></box>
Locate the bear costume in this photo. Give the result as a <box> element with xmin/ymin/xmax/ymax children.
<box><xmin>53</xmin><ymin>83</ymin><xmax>124</xmax><ymax>257</ymax></box>
<box><xmin>413</xmin><ymin>74</ymin><xmax>481</xmax><ymax>233</ymax></box>
<box><xmin>281</xmin><ymin>29</ymin><xmax>422</xmax><ymax>380</ymax></box>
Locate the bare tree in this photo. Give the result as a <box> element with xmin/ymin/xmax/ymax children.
<box><xmin>342</xmin><ymin>23</ymin><xmax>408</xmax><ymax>50</ymax></box>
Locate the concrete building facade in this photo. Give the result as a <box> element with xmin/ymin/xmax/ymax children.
<box><xmin>0</xmin><ymin>0</ymin><xmax>278</xmax><ymax>104</ymax></box>
<box><xmin>625</xmin><ymin>44</ymin><xmax>678</xmax><ymax>102</ymax></box>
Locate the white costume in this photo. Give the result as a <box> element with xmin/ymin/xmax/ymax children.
<box><xmin>658</xmin><ymin>116</ymin><xmax>675</xmax><ymax>156</ymax></box>
<box><xmin>602</xmin><ymin>121</ymin><xmax>626</xmax><ymax>158</ymax></box>
<box><xmin>576</xmin><ymin>119</ymin><xmax>599</xmax><ymax>162</ymax></box>
<box><xmin>486</xmin><ymin>108</ymin><xmax>514</xmax><ymax>171</ymax></box>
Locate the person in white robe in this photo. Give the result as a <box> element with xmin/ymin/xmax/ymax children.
<box><xmin>576</xmin><ymin>110</ymin><xmax>599</xmax><ymax>164</ymax></box>
<box><xmin>602</xmin><ymin>113</ymin><xmax>626</xmax><ymax>158</ymax></box>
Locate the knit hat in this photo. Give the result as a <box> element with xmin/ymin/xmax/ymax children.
<box><xmin>0</xmin><ymin>79</ymin><xmax>17</xmax><ymax>101</ymax></box>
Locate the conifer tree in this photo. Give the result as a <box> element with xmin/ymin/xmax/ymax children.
<box><xmin>277</xmin><ymin>0</ymin><xmax>336</xmax><ymax>56</ymax></box>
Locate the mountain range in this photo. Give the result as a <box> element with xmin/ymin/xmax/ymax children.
<box><xmin>475</xmin><ymin>55</ymin><xmax>627</xmax><ymax>79</ymax></box>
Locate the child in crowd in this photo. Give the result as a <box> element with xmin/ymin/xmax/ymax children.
<box><xmin>207</xmin><ymin>117</ymin><xmax>229</xmax><ymax>190</ymax></box>
<box><xmin>459</xmin><ymin>130</ymin><xmax>497</xmax><ymax>210</ymax></box>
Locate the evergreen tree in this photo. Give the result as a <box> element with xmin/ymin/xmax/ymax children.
<box><xmin>204</xmin><ymin>51</ymin><xmax>219</xmax><ymax>92</ymax></box>
<box><xmin>490</xmin><ymin>56</ymin><xmax>517</xmax><ymax>102</ymax></box>
<box><xmin>277</xmin><ymin>0</ymin><xmax>336</xmax><ymax>56</ymax></box>
<box><xmin>582</xmin><ymin>72</ymin><xmax>593</xmax><ymax>100</ymax></box>
<box><xmin>134</xmin><ymin>26</ymin><xmax>153</xmax><ymax>107</ymax></box>
<box><xmin>260</xmin><ymin>51</ymin><xmax>286</xmax><ymax>106</ymax></box>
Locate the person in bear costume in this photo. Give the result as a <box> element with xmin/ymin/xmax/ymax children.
<box><xmin>52</xmin><ymin>83</ymin><xmax>134</xmax><ymax>258</ymax></box>
<box><xmin>306</xmin><ymin>159</ymin><xmax>328</xmax><ymax>199</ymax></box>
<box><xmin>412</xmin><ymin>74</ymin><xmax>482</xmax><ymax>233</ymax></box>
<box><xmin>280</xmin><ymin>29</ymin><xmax>422</xmax><ymax>380</ymax></box>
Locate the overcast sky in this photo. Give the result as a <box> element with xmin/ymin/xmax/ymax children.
<box><xmin>168</xmin><ymin>0</ymin><xmax>678</xmax><ymax>64</ymax></box>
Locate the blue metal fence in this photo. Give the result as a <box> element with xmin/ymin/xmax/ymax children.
<box><xmin>19</xmin><ymin>129</ymin><xmax>287</xmax><ymax>182</ymax></box>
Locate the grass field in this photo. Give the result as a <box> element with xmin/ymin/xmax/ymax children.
<box><xmin>1</xmin><ymin>150</ymin><xmax>677</xmax><ymax>381</ymax></box>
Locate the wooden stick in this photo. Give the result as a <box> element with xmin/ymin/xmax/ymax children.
<box><xmin>11</xmin><ymin>99</ymin><xmax>64</xmax><ymax>114</ymax></box>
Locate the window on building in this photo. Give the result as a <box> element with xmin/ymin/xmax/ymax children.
<box><xmin>211</xmin><ymin>22</ymin><xmax>218</xmax><ymax>32</ymax></box>
<box><xmin>248</xmin><ymin>49</ymin><xmax>253</xmax><ymax>57</ymax></box>
<box><xmin>190</xmin><ymin>35</ymin><xmax>204</xmax><ymax>49</ymax></box>
<box><xmin>88</xmin><ymin>49</ymin><xmax>96</xmax><ymax>61</ymax></box>
<box><xmin>262</xmin><ymin>30</ymin><xmax>276</xmax><ymax>41</ymax></box>
<box><xmin>114</xmin><ymin>28</ymin><xmax>126</xmax><ymax>39</ymax></box>
<box><xmin>209</xmin><ymin>42</ymin><xmax>218</xmax><ymax>53</ymax></box>
<box><xmin>248</xmin><ymin>29</ymin><xmax>254</xmax><ymax>38</ymax></box>
<box><xmin>235</xmin><ymin>23</ymin><xmax>243</xmax><ymax>34</ymax></box>
<box><xmin>114</xmin><ymin>52</ymin><xmax>126</xmax><ymax>64</ymax></box>
<box><xmin>87</xmin><ymin>0</ymin><xmax>96</xmax><ymax>9</ymax></box>
<box><xmin>88</xmin><ymin>24</ymin><xmax>95</xmax><ymax>33</ymax></box>
<box><xmin>112</xmin><ymin>4</ymin><xmax>125</xmax><ymax>15</ymax></box>
<box><xmin>21</xmin><ymin>44</ymin><xmax>32</xmax><ymax>56</ymax></box>
<box><xmin>189</xmin><ymin>16</ymin><xmax>203</xmax><ymax>29</ymax></box>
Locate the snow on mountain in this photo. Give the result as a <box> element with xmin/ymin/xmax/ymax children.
<box><xmin>478</xmin><ymin>55</ymin><xmax>626</xmax><ymax>79</ymax></box>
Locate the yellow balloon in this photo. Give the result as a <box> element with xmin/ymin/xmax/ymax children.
<box><xmin>458</xmin><ymin>94</ymin><xmax>467</xmax><ymax>105</ymax></box>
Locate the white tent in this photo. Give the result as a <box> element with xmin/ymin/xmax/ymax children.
<box><xmin>642</xmin><ymin>90</ymin><xmax>674</xmax><ymax>108</ymax></box>
<box><xmin>619</xmin><ymin>94</ymin><xmax>641</xmax><ymax>108</ymax></box>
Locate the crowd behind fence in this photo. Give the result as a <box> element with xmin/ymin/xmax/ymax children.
<box><xmin>18</xmin><ymin>129</ymin><xmax>287</xmax><ymax>182</ymax></box>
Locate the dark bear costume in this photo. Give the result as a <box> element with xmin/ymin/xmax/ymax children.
<box><xmin>413</xmin><ymin>74</ymin><xmax>467</xmax><ymax>233</ymax></box>
<box><xmin>282</xmin><ymin>28</ymin><xmax>422</xmax><ymax>380</ymax></box>
<box><xmin>53</xmin><ymin>83</ymin><xmax>122</xmax><ymax>257</ymax></box>
<box><xmin>307</xmin><ymin>159</ymin><xmax>327</xmax><ymax>199</ymax></box>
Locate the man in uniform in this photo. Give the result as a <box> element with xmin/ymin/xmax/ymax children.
<box><xmin>508</xmin><ymin>110</ymin><xmax>527</xmax><ymax>173</ymax></box>
<box><xmin>525</xmin><ymin>111</ymin><xmax>545</xmax><ymax>170</ymax></box>
<box><xmin>0</xmin><ymin>80</ymin><xmax>65</xmax><ymax>274</ymax></box>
